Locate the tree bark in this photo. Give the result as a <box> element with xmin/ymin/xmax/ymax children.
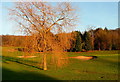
<box><xmin>43</xmin><ymin>54</ymin><xmax>47</xmax><ymax>70</ymax></box>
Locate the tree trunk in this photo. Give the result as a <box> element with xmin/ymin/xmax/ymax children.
<box><xmin>109</xmin><ymin>44</ymin><xmax>112</xmax><ymax>50</ymax></box>
<box><xmin>43</xmin><ymin>54</ymin><xmax>47</xmax><ymax>70</ymax></box>
<box><xmin>98</xmin><ymin>42</ymin><xmax>101</xmax><ymax>51</ymax></box>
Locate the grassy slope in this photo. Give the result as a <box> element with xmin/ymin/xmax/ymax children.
<box><xmin>1</xmin><ymin>47</ymin><xmax>119</xmax><ymax>80</ymax></box>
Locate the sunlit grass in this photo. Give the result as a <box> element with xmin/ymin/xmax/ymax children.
<box><xmin>2</xmin><ymin>47</ymin><xmax>119</xmax><ymax>80</ymax></box>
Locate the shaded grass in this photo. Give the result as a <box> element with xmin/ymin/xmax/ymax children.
<box><xmin>2</xmin><ymin>47</ymin><xmax>119</xmax><ymax>80</ymax></box>
<box><xmin>2</xmin><ymin>65</ymin><xmax>58</xmax><ymax>80</ymax></box>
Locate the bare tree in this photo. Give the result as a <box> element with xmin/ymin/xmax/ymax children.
<box><xmin>9</xmin><ymin>2</ymin><xmax>78</xmax><ymax>70</ymax></box>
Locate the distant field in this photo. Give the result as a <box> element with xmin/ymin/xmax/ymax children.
<box><xmin>1</xmin><ymin>47</ymin><xmax>119</xmax><ymax>80</ymax></box>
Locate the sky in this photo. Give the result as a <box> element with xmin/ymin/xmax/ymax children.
<box><xmin>0</xmin><ymin>2</ymin><xmax>118</xmax><ymax>35</ymax></box>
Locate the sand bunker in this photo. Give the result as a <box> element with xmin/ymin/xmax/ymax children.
<box><xmin>17</xmin><ymin>56</ymin><xmax>37</xmax><ymax>58</ymax></box>
<box><xmin>69</xmin><ymin>56</ymin><xmax>97</xmax><ymax>60</ymax></box>
<box><xmin>7</xmin><ymin>49</ymin><xmax>17</xmax><ymax>52</ymax></box>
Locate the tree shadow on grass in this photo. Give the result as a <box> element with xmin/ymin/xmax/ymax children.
<box><xmin>2</xmin><ymin>56</ymin><xmax>42</xmax><ymax>70</ymax></box>
<box><xmin>2</xmin><ymin>67</ymin><xmax>58</xmax><ymax>80</ymax></box>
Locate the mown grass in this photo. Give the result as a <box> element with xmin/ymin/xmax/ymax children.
<box><xmin>1</xmin><ymin>47</ymin><xmax>119</xmax><ymax>80</ymax></box>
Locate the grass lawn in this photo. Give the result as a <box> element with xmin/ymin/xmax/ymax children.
<box><xmin>1</xmin><ymin>47</ymin><xmax>119</xmax><ymax>80</ymax></box>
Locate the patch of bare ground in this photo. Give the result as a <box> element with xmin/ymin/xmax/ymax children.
<box><xmin>7</xmin><ymin>49</ymin><xmax>17</xmax><ymax>52</ymax></box>
<box><xmin>17</xmin><ymin>56</ymin><xmax>37</xmax><ymax>58</ymax></box>
<box><xmin>69</xmin><ymin>56</ymin><xmax>97</xmax><ymax>60</ymax></box>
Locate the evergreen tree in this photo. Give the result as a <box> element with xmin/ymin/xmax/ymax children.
<box><xmin>74</xmin><ymin>31</ymin><xmax>82</xmax><ymax>52</ymax></box>
<box><xmin>83</xmin><ymin>31</ymin><xmax>92</xmax><ymax>51</ymax></box>
<box><xmin>104</xmin><ymin>27</ymin><xmax>108</xmax><ymax>31</ymax></box>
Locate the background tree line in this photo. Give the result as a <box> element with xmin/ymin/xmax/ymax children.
<box><xmin>1</xmin><ymin>27</ymin><xmax>120</xmax><ymax>51</ymax></box>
